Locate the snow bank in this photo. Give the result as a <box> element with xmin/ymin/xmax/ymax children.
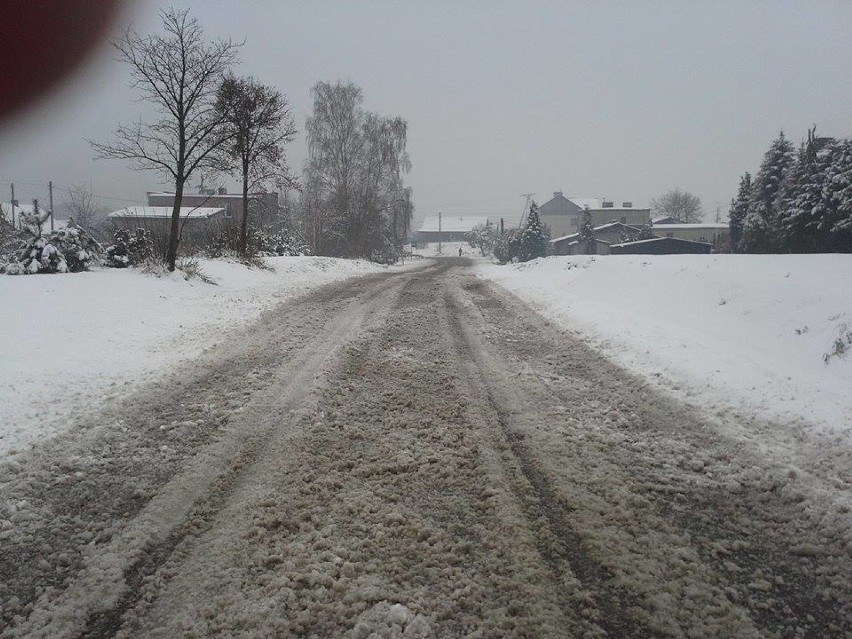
<box><xmin>476</xmin><ymin>255</ymin><xmax>852</xmax><ymax>435</ymax></box>
<box><xmin>0</xmin><ymin>257</ymin><xmax>408</xmax><ymax>455</ymax></box>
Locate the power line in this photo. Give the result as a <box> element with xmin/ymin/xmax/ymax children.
<box><xmin>1</xmin><ymin>178</ymin><xmax>148</xmax><ymax>207</ymax></box>
<box><xmin>517</xmin><ymin>192</ymin><xmax>535</xmax><ymax>227</ymax></box>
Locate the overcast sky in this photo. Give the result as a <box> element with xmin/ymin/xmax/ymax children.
<box><xmin>1</xmin><ymin>0</ymin><xmax>851</xmax><ymax>225</ymax></box>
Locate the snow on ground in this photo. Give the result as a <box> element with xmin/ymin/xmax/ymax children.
<box><xmin>412</xmin><ymin>241</ymin><xmax>480</xmax><ymax>258</ymax></box>
<box><xmin>0</xmin><ymin>257</ymin><xmax>419</xmax><ymax>455</ymax></box>
<box><xmin>476</xmin><ymin>254</ymin><xmax>852</xmax><ymax>439</ymax></box>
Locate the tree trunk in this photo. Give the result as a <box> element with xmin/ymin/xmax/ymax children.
<box><xmin>239</xmin><ymin>161</ymin><xmax>249</xmax><ymax>255</ymax></box>
<box><xmin>166</xmin><ymin>176</ymin><xmax>185</xmax><ymax>271</ymax></box>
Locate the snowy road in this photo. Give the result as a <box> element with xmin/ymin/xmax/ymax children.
<box><xmin>1</xmin><ymin>259</ymin><xmax>849</xmax><ymax>638</ymax></box>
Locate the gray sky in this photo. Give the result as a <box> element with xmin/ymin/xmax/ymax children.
<box><xmin>1</xmin><ymin>0</ymin><xmax>851</xmax><ymax>225</ymax></box>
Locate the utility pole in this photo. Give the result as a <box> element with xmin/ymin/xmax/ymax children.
<box><xmin>519</xmin><ymin>192</ymin><xmax>535</xmax><ymax>227</ymax></box>
<box><xmin>500</xmin><ymin>218</ymin><xmax>504</xmax><ymax>235</ymax></box>
<box><xmin>48</xmin><ymin>181</ymin><xmax>55</xmax><ymax>232</ymax></box>
<box><xmin>10</xmin><ymin>183</ymin><xmax>16</xmax><ymax>229</ymax></box>
<box><xmin>438</xmin><ymin>211</ymin><xmax>442</xmax><ymax>254</ymax></box>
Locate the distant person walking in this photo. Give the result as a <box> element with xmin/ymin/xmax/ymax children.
<box><xmin>458</xmin><ymin>247</ymin><xmax>463</xmax><ymax>257</ymax></box>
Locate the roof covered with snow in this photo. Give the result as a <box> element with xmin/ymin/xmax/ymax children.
<box><xmin>109</xmin><ymin>206</ymin><xmax>225</xmax><ymax>219</ymax></box>
<box><xmin>610</xmin><ymin>236</ymin><xmax>711</xmax><ymax>248</ymax></box>
<box><xmin>550</xmin><ymin>222</ymin><xmax>642</xmax><ymax>243</ymax></box>
<box><xmin>418</xmin><ymin>215</ymin><xmax>490</xmax><ymax>233</ymax></box>
<box><xmin>652</xmin><ymin>223</ymin><xmax>728</xmax><ymax>230</ymax></box>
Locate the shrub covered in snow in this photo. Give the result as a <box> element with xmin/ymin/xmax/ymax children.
<box><xmin>493</xmin><ymin>203</ymin><xmax>550</xmax><ymax>264</ymax></box>
<box><xmin>49</xmin><ymin>227</ymin><xmax>102</xmax><ymax>272</ymax></box>
<box><xmin>823</xmin><ymin>323</ymin><xmax>852</xmax><ymax>363</ymax></box>
<box><xmin>2</xmin><ymin>210</ymin><xmax>101</xmax><ymax>275</ymax></box>
<box><xmin>104</xmin><ymin>228</ymin><xmax>154</xmax><ymax>268</ymax></box>
<box><xmin>466</xmin><ymin>223</ymin><xmax>497</xmax><ymax>256</ymax></box>
<box><xmin>204</xmin><ymin>224</ymin><xmax>310</xmax><ymax>258</ymax></box>
<box><xmin>493</xmin><ymin>228</ymin><xmax>521</xmax><ymax>264</ymax></box>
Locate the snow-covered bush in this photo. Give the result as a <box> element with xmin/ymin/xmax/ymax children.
<box><xmin>466</xmin><ymin>223</ymin><xmax>496</xmax><ymax>256</ymax></box>
<box><xmin>493</xmin><ymin>228</ymin><xmax>521</xmax><ymax>264</ymax></box>
<box><xmin>823</xmin><ymin>323</ymin><xmax>852</xmax><ymax>363</ymax></box>
<box><xmin>203</xmin><ymin>224</ymin><xmax>310</xmax><ymax>258</ymax></box>
<box><xmin>49</xmin><ymin>227</ymin><xmax>102</xmax><ymax>272</ymax></box>
<box><xmin>176</xmin><ymin>257</ymin><xmax>217</xmax><ymax>284</ymax></box>
<box><xmin>4</xmin><ymin>237</ymin><xmax>67</xmax><ymax>274</ymax></box>
<box><xmin>0</xmin><ymin>216</ymin><xmax>22</xmax><ymax>272</ymax></box>
<box><xmin>2</xmin><ymin>210</ymin><xmax>101</xmax><ymax>275</ymax></box>
<box><xmin>256</xmin><ymin>228</ymin><xmax>311</xmax><ymax>257</ymax></box>
<box><xmin>104</xmin><ymin>228</ymin><xmax>154</xmax><ymax>268</ymax></box>
<box><xmin>494</xmin><ymin>203</ymin><xmax>549</xmax><ymax>264</ymax></box>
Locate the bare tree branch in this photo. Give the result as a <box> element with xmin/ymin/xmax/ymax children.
<box><xmin>90</xmin><ymin>7</ymin><xmax>240</xmax><ymax>270</ymax></box>
<box><xmin>216</xmin><ymin>75</ymin><xmax>298</xmax><ymax>254</ymax></box>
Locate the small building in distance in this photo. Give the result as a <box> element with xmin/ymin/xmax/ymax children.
<box><xmin>416</xmin><ymin>215</ymin><xmax>490</xmax><ymax>244</ymax></box>
<box><xmin>550</xmin><ymin>222</ymin><xmax>644</xmax><ymax>256</ymax></box>
<box><xmin>108</xmin><ymin>205</ymin><xmax>226</xmax><ymax>229</ymax></box>
<box><xmin>610</xmin><ymin>236</ymin><xmax>713</xmax><ymax>255</ymax></box>
<box><xmin>147</xmin><ymin>188</ymin><xmax>279</xmax><ymax>227</ymax></box>
<box><xmin>651</xmin><ymin>215</ymin><xmax>684</xmax><ymax>225</ymax></box>
<box><xmin>652</xmin><ymin>223</ymin><xmax>730</xmax><ymax>247</ymax></box>
<box><xmin>108</xmin><ymin>205</ymin><xmax>227</xmax><ymax>253</ymax></box>
<box><xmin>539</xmin><ymin>191</ymin><xmax>651</xmax><ymax>238</ymax></box>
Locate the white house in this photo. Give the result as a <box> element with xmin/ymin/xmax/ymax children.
<box><xmin>539</xmin><ymin>192</ymin><xmax>650</xmax><ymax>238</ymax></box>
<box><xmin>416</xmin><ymin>215</ymin><xmax>490</xmax><ymax>243</ymax></box>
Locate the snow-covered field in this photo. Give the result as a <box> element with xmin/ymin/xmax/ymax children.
<box><xmin>0</xmin><ymin>257</ymin><xmax>417</xmax><ymax>455</ymax></box>
<box><xmin>476</xmin><ymin>255</ymin><xmax>852</xmax><ymax>439</ymax></box>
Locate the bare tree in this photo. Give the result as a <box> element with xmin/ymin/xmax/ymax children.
<box><xmin>64</xmin><ymin>184</ymin><xmax>100</xmax><ymax>229</ymax></box>
<box><xmin>217</xmin><ymin>75</ymin><xmax>297</xmax><ymax>254</ymax></box>
<box><xmin>304</xmin><ymin>81</ymin><xmax>411</xmax><ymax>258</ymax></box>
<box><xmin>651</xmin><ymin>188</ymin><xmax>704</xmax><ymax>223</ymax></box>
<box><xmin>91</xmin><ymin>8</ymin><xmax>239</xmax><ymax>270</ymax></box>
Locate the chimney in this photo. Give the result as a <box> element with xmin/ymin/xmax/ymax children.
<box><xmin>554</xmin><ymin>191</ymin><xmax>563</xmax><ymax>198</ymax></box>
<box><xmin>217</xmin><ymin>186</ymin><xmax>227</xmax><ymax>195</ymax></box>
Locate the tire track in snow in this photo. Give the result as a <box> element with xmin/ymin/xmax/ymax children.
<box><xmin>1</xmin><ymin>269</ymin><xmax>412</xmax><ymax>639</ymax></box>
<box><xmin>455</xmin><ymin>272</ymin><xmax>851</xmax><ymax>638</ymax></box>
<box><xmin>443</xmin><ymin>281</ymin><xmax>649</xmax><ymax>638</ymax></box>
<box><xmin>3</xmin><ymin>260</ymin><xmax>849</xmax><ymax>638</ymax></box>
<box><xmin>104</xmin><ymin>260</ymin><xmax>574</xmax><ymax>638</ymax></box>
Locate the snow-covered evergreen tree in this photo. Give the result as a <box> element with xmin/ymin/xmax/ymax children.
<box><xmin>777</xmin><ymin>129</ymin><xmax>833</xmax><ymax>252</ymax></box>
<box><xmin>105</xmin><ymin>228</ymin><xmax>154</xmax><ymax>267</ymax></box>
<box><xmin>728</xmin><ymin>172</ymin><xmax>751</xmax><ymax>253</ymax></box>
<box><xmin>3</xmin><ymin>209</ymin><xmax>102</xmax><ymax>274</ymax></box>
<box><xmin>50</xmin><ymin>225</ymin><xmax>102</xmax><ymax>272</ymax></box>
<box><xmin>823</xmin><ymin>137</ymin><xmax>852</xmax><ymax>252</ymax></box>
<box><xmin>4</xmin><ymin>207</ymin><xmax>65</xmax><ymax>274</ymax></box>
<box><xmin>578</xmin><ymin>208</ymin><xmax>595</xmax><ymax>254</ymax></box>
<box><xmin>515</xmin><ymin>201</ymin><xmax>549</xmax><ymax>262</ymax></box>
<box><xmin>741</xmin><ymin>132</ymin><xmax>794</xmax><ymax>253</ymax></box>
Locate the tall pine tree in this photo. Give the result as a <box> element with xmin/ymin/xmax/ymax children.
<box><xmin>777</xmin><ymin>129</ymin><xmax>833</xmax><ymax>253</ymax></box>
<box><xmin>823</xmin><ymin>137</ymin><xmax>852</xmax><ymax>252</ymax></box>
<box><xmin>741</xmin><ymin>132</ymin><xmax>794</xmax><ymax>253</ymax></box>
<box><xmin>516</xmin><ymin>201</ymin><xmax>549</xmax><ymax>262</ymax></box>
<box><xmin>728</xmin><ymin>172</ymin><xmax>751</xmax><ymax>253</ymax></box>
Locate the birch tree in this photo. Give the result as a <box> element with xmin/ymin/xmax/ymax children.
<box><xmin>304</xmin><ymin>81</ymin><xmax>411</xmax><ymax>258</ymax></box>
